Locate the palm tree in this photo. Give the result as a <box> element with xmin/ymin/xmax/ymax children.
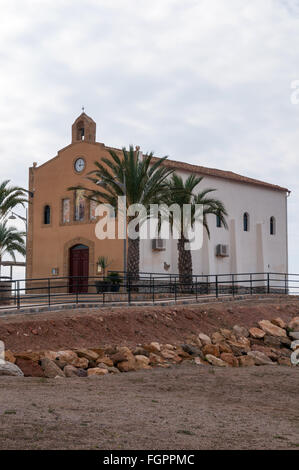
<box><xmin>0</xmin><ymin>222</ymin><xmax>26</xmax><ymax>276</ymax></box>
<box><xmin>69</xmin><ymin>146</ymin><xmax>174</xmax><ymax>278</ymax></box>
<box><xmin>164</xmin><ymin>173</ymin><xmax>228</xmax><ymax>285</ymax></box>
<box><xmin>0</xmin><ymin>180</ymin><xmax>28</xmax><ymax>221</ymax></box>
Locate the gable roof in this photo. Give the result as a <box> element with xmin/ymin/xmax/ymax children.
<box><xmin>150</xmin><ymin>156</ymin><xmax>289</xmax><ymax>193</ymax></box>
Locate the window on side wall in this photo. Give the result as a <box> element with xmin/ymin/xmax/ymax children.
<box><xmin>44</xmin><ymin>205</ymin><xmax>51</xmax><ymax>225</ymax></box>
<box><xmin>243</xmin><ymin>212</ymin><xmax>249</xmax><ymax>232</ymax></box>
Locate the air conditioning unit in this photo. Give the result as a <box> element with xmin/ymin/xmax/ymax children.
<box><xmin>152</xmin><ymin>238</ymin><xmax>166</xmax><ymax>251</ymax></box>
<box><xmin>216</xmin><ymin>244</ymin><xmax>229</xmax><ymax>257</ymax></box>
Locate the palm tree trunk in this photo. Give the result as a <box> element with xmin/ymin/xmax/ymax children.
<box><xmin>177</xmin><ymin>236</ymin><xmax>193</xmax><ymax>289</ymax></box>
<box><xmin>127</xmin><ymin>237</ymin><xmax>140</xmax><ymax>283</ymax></box>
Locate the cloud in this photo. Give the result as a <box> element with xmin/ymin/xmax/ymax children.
<box><xmin>1</xmin><ymin>0</ymin><xmax>299</xmax><ymax>276</ymax></box>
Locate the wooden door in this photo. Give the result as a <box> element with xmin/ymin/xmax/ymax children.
<box><xmin>69</xmin><ymin>244</ymin><xmax>89</xmax><ymax>293</ymax></box>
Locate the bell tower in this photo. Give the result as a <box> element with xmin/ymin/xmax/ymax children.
<box><xmin>71</xmin><ymin>112</ymin><xmax>96</xmax><ymax>143</ymax></box>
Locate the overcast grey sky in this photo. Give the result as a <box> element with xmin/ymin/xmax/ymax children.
<box><xmin>1</xmin><ymin>0</ymin><xmax>299</xmax><ymax>277</ymax></box>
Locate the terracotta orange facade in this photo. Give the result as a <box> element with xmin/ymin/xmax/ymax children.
<box><xmin>26</xmin><ymin>113</ymin><xmax>124</xmax><ymax>284</ymax></box>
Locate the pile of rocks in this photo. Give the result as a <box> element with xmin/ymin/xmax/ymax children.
<box><xmin>1</xmin><ymin>316</ymin><xmax>298</xmax><ymax>377</ymax></box>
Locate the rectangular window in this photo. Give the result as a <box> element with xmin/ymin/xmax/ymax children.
<box><xmin>62</xmin><ymin>198</ymin><xmax>70</xmax><ymax>223</ymax></box>
<box><xmin>90</xmin><ymin>200</ymin><xmax>97</xmax><ymax>220</ymax></box>
<box><xmin>75</xmin><ymin>190</ymin><xmax>85</xmax><ymax>221</ymax></box>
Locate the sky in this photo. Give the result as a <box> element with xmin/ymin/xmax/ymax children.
<box><xmin>1</xmin><ymin>0</ymin><xmax>299</xmax><ymax>278</ymax></box>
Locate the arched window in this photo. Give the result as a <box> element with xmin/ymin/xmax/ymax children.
<box><xmin>243</xmin><ymin>212</ymin><xmax>249</xmax><ymax>232</ymax></box>
<box><xmin>76</xmin><ymin>121</ymin><xmax>85</xmax><ymax>141</ymax></box>
<box><xmin>44</xmin><ymin>205</ymin><xmax>51</xmax><ymax>225</ymax></box>
<box><xmin>270</xmin><ymin>216</ymin><xmax>276</xmax><ymax>235</ymax></box>
<box><xmin>216</xmin><ymin>214</ymin><xmax>222</xmax><ymax>228</ymax></box>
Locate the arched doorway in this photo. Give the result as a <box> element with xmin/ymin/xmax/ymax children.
<box><xmin>69</xmin><ymin>244</ymin><xmax>89</xmax><ymax>293</ymax></box>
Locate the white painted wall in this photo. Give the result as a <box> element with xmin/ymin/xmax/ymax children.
<box><xmin>140</xmin><ymin>170</ymin><xmax>288</xmax><ymax>278</ymax></box>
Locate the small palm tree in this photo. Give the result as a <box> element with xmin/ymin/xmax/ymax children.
<box><xmin>69</xmin><ymin>146</ymin><xmax>174</xmax><ymax>278</ymax></box>
<box><xmin>0</xmin><ymin>222</ymin><xmax>26</xmax><ymax>276</ymax></box>
<box><xmin>0</xmin><ymin>180</ymin><xmax>28</xmax><ymax>221</ymax></box>
<box><xmin>164</xmin><ymin>173</ymin><xmax>228</xmax><ymax>285</ymax></box>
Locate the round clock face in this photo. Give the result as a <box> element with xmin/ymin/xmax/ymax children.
<box><xmin>74</xmin><ymin>158</ymin><xmax>85</xmax><ymax>173</ymax></box>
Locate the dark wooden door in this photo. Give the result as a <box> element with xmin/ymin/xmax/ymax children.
<box><xmin>69</xmin><ymin>244</ymin><xmax>89</xmax><ymax>293</ymax></box>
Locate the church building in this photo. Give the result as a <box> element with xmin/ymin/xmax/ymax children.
<box><xmin>26</xmin><ymin>113</ymin><xmax>290</xmax><ymax>288</ymax></box>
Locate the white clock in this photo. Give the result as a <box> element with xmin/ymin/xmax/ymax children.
<box><xmin>74</xmin><ymin>158</ymin><xmax>85</xmax><ymax>173</ymax></box>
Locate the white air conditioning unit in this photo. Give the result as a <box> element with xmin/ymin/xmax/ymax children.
<box><xmin>152</xmin><ymin>238</ymin><xmax>166</xmax><ymax>251</ymax></box>
<box><xmin>216</xmin><ymin>244</ymin><xmax>229</xmax><ymax>257</ymax></box>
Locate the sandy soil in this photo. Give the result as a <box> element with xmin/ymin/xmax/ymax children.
<box><xmin>0</xmin><ymin>362</ymin><xmax>298</xmax><ymax>450</ymax></box>
<box><xmin>0</xmin><ymin>297</ymin><xmax>298</xmax><ymax>352</ymax></box>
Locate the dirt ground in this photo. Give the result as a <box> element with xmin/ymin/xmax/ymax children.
<box><xmin>0</xmin><ymin>362</ymin><xmax>298</xmax><ymax>450</ymax></box>
<box><xmin>1</xmin><ymin>297</ymin><xmax>299</xmax><ymax>352</ymax></box>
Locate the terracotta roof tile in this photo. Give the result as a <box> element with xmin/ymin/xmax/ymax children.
<box><xmin>152</xmin><ymin>157</ymin><xmax>289</xmax><ymax>193</ymax></box>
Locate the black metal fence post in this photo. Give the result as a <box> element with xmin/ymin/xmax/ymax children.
<box><xmin>232</xmin><ymin>274</ymin><xmax>235</xmax><ymax>297</ymax></box>
<box><xmin>16</xmin><ymin>280</ymin><xmax>20</xmax><ymax>309</ymax></box>
<box><xmin>216</xmin><ymin>275</ymin><xmax>218</xmax><ymax>298</ymax></box>
<box><xmin>267</xmin><ymin>273</ymin><xmax>270</xmax><ymax>294</ymax></box>
<box><xmin>195</xmin><ymin>276</ymin><xmax>198</xmax><ymax>301</ymax></box>
<box><xmin>152</xmin><ymin>278</ymin><xmax>155</xmax><ymax>304</ymax></box>
<box><xmin>174</xmin><ymin>277</ymin><xmax>177</xmax><ymax>303</ymax></box>
<box><xmin>48</xmin><ymin>278</ymin><xmax>51</xmax><ymax>306</ymax></box>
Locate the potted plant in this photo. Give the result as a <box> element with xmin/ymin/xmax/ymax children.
<box><xmin>107</xmin><ymin>271</ymin><xmax>122</xmax><ymax>292</ymax></box>
<box><xmin>95</xmin><ymin>256</ymin><xmax>112</xmax><ymax>293</ymax></box>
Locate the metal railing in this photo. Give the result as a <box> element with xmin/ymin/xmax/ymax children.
<box><xmin>0</xmin><ymin>271</ymin><xmax>295</xmax><ymax>311</ymax></box>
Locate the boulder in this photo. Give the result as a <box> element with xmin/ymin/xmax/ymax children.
<box><xmin>198</xmin><ymin>333</ymin><xmax>211</xmax><ymax>345</ymax></box>
<box><xmin>75</xmin><ymin>349</ymin><xmax>99</xmax><ymax>362</ymax></box>
<box><xmin>233</xmin><ymin>325</ymin><xmax>249</xmax><ymax>338</ymax></box>
<box><xmin>15</xmin><ymin>358</ymin><xmax>45</xmax><ymax>377</ymax></box>
<box><xmin>132</xmin><ymin>347</ymin><xmax>149</xmax><ymax>357</ymax></box>
<box><xmin>202</xmin><ymin>344</ymin><xmax>220</xmax><ymax>358</ymax></box>
<box><xmin>220</xmin><ymin>353</ymin><xmax>238</xmax><ymax>367</ymax></box>
<box><xmin>40</xmin><ymin>358</ymin><xmax>65</xmax><ymax>378</ymax></box>
<box><xmin>271</xmin><ymin>318</ymin><xmax>286</xmax><ymax>329</ymax></box>
<box><xmin>238</xmin><ymin>355</ymin><xmax>255</xmax><ymax>367</ymax></box>
<box><xmin>220</xmin><ymin>328</ymin><xmax>236</xmax><ymax>340</ymax></box>
<box><xmin>148</xmin><ymin>353</ymin><xmax>164</xmax><ymax>365</ymax></box>
<box><xmin>251</xmin><ymin>344</ymin><xmax>279</xmax><ymax>361</ymax></box>
<box><xmin>87</xmin><ymin>368</ymin><xmax>109</xmax><ymax>377</ymax></box>
<box><xmin>263</xmin><ymin>335</ymin><xmax>283</xmax><ymax>348</ymax></box>
<box><xmin>249</xmin><ymin>327</ymin><xmax>265</xmax><ymax>339</ymax></box>
<box><xmin>111</xmin><ymin>347</ymin><xmax>135</xmax><ymax>364</ymax></box>
<box><xmin>247</xmin><ymin>351</ymin><xmax>276</xmax><ymax>366</ymax></box>
<box><xmin>227</xmin><ymin>340</ymin><xmax>250</xmax><ymax>355</ymax></box>
<box><xmin>14</xmin><ymin>351</ymin><xmax>41</xmax><ymax>362</ymax></box>
<box><xmin>117</xmin><ymin>359</ymin><xmax>137</xmax><ymax>372</ymax></box>
<box><xmin>135</xmin><ymin>355</ymin><xmax>151</xmax><ymax>369</ymax></box>
<box><xmin>205</xmin><ymin>354</ymin><xmax>227</xmax><ymax>367</ymax></box>
<box><xmin>64</xmin><ymin>365</ymin><xmax>81</xmax><ymax>377</ymax></box>
<box><xmin>288</xmin><ymin>317</ymin><xmax>299</xmax><ymax>331</ymax></box>
<box><xmin>142</xmin><ymin>342</ymin><xmax>161</xmax><ymax>354</ymax></box>
<box><xmin>5</xmin><ymin>350</ymin><xmax>16</xmax><ymax>364</ymax></box>
<box><xmin>218</xmin><ymin>342</ymin><xmax>232</xmax><ymax>354</ymax></box>
<box><xmin>289</xmin><ymin>332</ymin><xmax>299</xmax><ymax>340</ymax></box>
<box><xmin>211</xmin><ymin>332</ymin><xmax>225</xmax><ymax>344</ymax></box>
<box><xmin>96</xmin><ymin>356</ymin><xmax>113</xmax><ymax>367</ymax></box>
<box><xmin>180</xmin><ymin>344</ymin><xmax>201</xmax><ymax>357</ymax></box>
<box><xmin>0</xmin><ymin>361</ymin><xmax>24</xmax><ymax>377</ymax></box>
<box><xmin>107</xmin><ymin>366</ymin><xmax>121</xmax><ymax>374</ymax></box>
<box><xmin>258</xmin><ymin>320</ymin><xmax>287</xmax><ymax>338</ymax></box>
<box><xmin>95</xmin><ymin>362</ymin><xmax>109</xmax><ymax>370</ymax></box>
<box><xmin>41</xmin><ymin>351</ymin><xmax>59</xmax><ymax>361</ymax></box>
<box><xmin>76</xmin><ymin>368</ymin><xmax>88</xmax><ymax>377</ymax></box>
<box><xmin>56</xmin><ymin>350</ymin><xmax>89</xmax><ymax>368</ymax></box>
